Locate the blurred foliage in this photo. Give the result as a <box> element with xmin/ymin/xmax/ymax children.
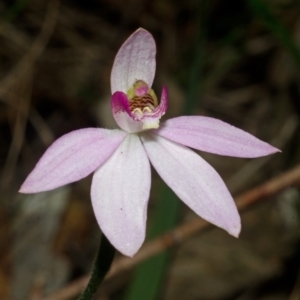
<box><xmin>248</xmin><ymin>0</ymin><xmax>300</xmax><ymax>66</ymax></box>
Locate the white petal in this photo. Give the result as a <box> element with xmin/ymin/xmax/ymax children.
<box><xmin>91</xmin><ymin>134</ymin><xmax>151</xmax><ymax>256</ymax></box>
<box><xmin>155</xmin><ymin>116</ymin><xmax>280</xmax><ymax>158</ymax></box>
<box><xmin>141</xmin><ymin>134</ymin><xmax>241</xmax><ymax>237</ymax></box>
<box><xmin>20</xmin><ymin>128</ymin><xmax>127</xmax><ymax>193</ymax></box>
<box><xmin>111</xmin><ymin>28</ymin><xmax>156</xmax><ymax>94</ymax></box>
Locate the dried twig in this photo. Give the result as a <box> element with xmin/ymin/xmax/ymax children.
<box><xmin>0</xmin><ymin>0</ymin><xmax>60</xmax><ymax>187</ymax></box>
<box><xmin>0</xmin><ymin>99</ymin><xmax>55</xmax><ymax>147</ymax></box>
<box><xmin>0</xmin><ymin>0</ymin><xmax>60</xmax><ymax>99</ymax></box>
<box><xmin>0</xmin><ymin>71</ymin><xmax>33</xmax><ymax>187</ymax></box>
<box><xmin>227</xmin><ymin>115</ymin><xmax>298</xmax><ymax>193</ymax></box>
<box><xmin>44</xmin><ymin>165</ymin><xmax>300</xmax><ymax>300</ymax></box>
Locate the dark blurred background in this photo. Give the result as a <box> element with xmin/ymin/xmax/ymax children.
<box><xmin>1</xmin><ymin>0</ymin><xmax>300</xmax><ymax>299</ymax></box>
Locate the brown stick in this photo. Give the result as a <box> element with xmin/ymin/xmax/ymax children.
<box><xmin>0</xmin><ymin>0</ymin><xmax>60</xmax><ymax>99</ymax></box>
<box><xmin>0</xmin><ymin>0</ymin><xmax>60</xmax><ymax>190</ymax></box>
<box><xmin>44</xmin><ymin>165</ymin><xmax>300</xmax><ymax>300</ymax></box>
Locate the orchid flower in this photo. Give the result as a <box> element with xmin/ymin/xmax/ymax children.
<box><xmin>20</xmin><ymin>28</ymin><xmax>279</xmax><ymax>257</ymax></box>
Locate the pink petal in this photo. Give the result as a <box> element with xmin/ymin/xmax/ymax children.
<box><xmin>91</xmin><ymin>134</ymin><xmax>151</xmax><ymax>257</ymax></box>
<box><xmin>111</xmin><ymin>28</ymin><xmax>156</xmax><ymax>94</ymax></box>
<box><xmin>143</xmin><ymin>86</ymin><xmax>168</xmax><ymax>120</ymax></box>
<box><xmin>155</xmin><ymin>116</ymin><xmax>280</xmax><ymax>158</ymax></box>
<box><xmin>141</xmin><ymin>134</ymin><xmax>241</xmax><ymax>237</ymax></box>
<box><xmin>20</xmin><ymin>128</ymin><xmax>127</xmax><ymax>193</ymax></box>
<box><xmin>111</xmin><ymin>91</ymin><xmax>144</xmax><ymax>133</ymax></box>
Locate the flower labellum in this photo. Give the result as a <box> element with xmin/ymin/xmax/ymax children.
<box><xmin>20</xmin><ymin>28</ymin><xmax>280</xmax><ymax>257</ymax></box>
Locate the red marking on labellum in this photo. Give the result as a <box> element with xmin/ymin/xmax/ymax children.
<box><xmin>129</xmin><ymin>94</ymin><xmax>156</xmax><ymax>111</ymax></box>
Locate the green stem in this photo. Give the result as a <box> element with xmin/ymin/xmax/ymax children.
<box><xmin>78</xmin><ymin>234</ymin><xmax>115</xmax><ymax>300</ymax></box>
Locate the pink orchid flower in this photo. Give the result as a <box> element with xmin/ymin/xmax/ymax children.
<box><xmin>20</xmin><ymin>28</ymin><xmax>279</xmax><ymax>257</ymax></box>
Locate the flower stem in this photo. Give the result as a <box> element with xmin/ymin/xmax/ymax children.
<box><xmin>78</xmin><ymin>234</ymin><xmax>115</xmax><ymax>300</ymax></box>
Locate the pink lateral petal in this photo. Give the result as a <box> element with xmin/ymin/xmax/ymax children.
<box><xmin>141</xmin><ymin>133</ymin><xmax>241</xmax><ymax>237</ymax></box>
<box><xmin>111</xmin><ymin>91</ymin><xmax>144</xmax><ymax>133</ymax></box>
<box><xmin>155</xmin><ymin>116</ymin><xmax>280</xmax><ymax>158</ymax></box>
<box><xmin>91</xmin><ymin>134</ymin><xmax>151</xmax><ymax>257</ymax></box>
<box><xmin>139</xmin><ymin>86</ymin><xmax>169</xmax><ymax>129</ymax></box>
<box><xmin>20</xmin><ymin>128</ymin><xmax>127</xmax><ymax>193</ymax></box>
<box><xmin>111</xmin><ymin>28</ymin><xmax>156</xmax><ymax>94</ymax></box>
<box><xmin>152</xmin><ymin>85</ymin><xmax>168</xmax><ymax>117</ymax></box>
